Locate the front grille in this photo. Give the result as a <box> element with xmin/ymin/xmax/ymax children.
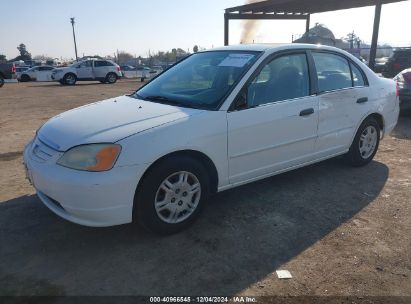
<box><xmin>30</xmin><ymin>138</ymin><xmax>58</xmax><ymax>162</ymax></box>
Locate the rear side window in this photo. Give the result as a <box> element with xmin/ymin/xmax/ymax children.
<box><xmin>95</xmin><ymin>61</ymin><xmax>114</xmax><ymax>67</ymax></box>
<box><xmin>312</xmin><ymin>52</ymin><xmax>352</xmax><ymax>92</ymax></box>
<box><xmin>350</xmin><ymin>63</ymin><xmax>365</xmax><ymax>87</ymax></box>
<box><xmin>39</xmin><ymin>66</ymin><xmax>54</xmax><ymax>71</ymax></box>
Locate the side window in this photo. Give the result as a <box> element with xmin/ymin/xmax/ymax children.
<box><xmin>350</xmin><ymin>63</ymin><xmax>365</xmax><ymax>87</ymax></box>
<box><xmin>78</xmin><ymin>61</ymin><xmax>92</xmax><ymax>68</ymax></box>
<box><xmin>39</xmin><ymin>66</ymin><xmax>53</xmax><ymax>71</ymax></box>
<box><xmin>312</xmin><ymin>52</ymin><xmax>352</xmax><ymax>92</ymax></box>
<box><xmin>94</xmin><ymin>61</ymin><xmax>104</xmax><ymax>67</ymax></box>
<box><xmin>95</xmin><ymin>61</ymin><xmax>114</xmax><ymax>67</ymax></box>
<box><xmin>248</xmin><ymin>53</ymin><xmax>310</xmax><ymax>107</ymax></box>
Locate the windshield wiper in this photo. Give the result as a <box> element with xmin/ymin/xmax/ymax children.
<box><xmin>143</xmin><ymin>95</ymin><xmax>200</xmax><ymax>109</ymax></box>
<box><xmin>128</xmin><ymin>92</ymin><xmax>144</xmax><ymax>99</ymax></box>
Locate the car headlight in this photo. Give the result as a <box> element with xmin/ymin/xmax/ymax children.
<box><xmin>57</xmin><ymin>144</ymin><xmax>121</xmax><ymax>171</ymax></box>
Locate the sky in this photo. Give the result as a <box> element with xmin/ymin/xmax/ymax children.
<box><xmin>1</xmin><ymin>0</ymin><xmax>410</xmax><ymax>60</ymax></box>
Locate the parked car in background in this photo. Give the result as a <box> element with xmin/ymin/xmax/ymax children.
<box><xmin>136</xmin><ymin>66</ymin><xmax>156</xmax><ymax>81</ymax></box>
<box><xmin>121</xmin><ymin>65</ymin><xmax>157</xmax><ymax>82</ymax></box>
<box><xmin>51</xmin><ymin>59</ymin><xmax>121</xmax><ymax>85</ymax></box>
<box><xmin>394</xmin><ymin>68</ymin><xmax>411</xmax><ymax>113</ymax></box>
<box><xmin>17</xmin><ymin>65</ymin><xmax>55</xmax><ymax>82</ymax></box>
<box><xmin>120</xmin><ymin>65</ymin><xmax>138</xmax><ymax>79</ymax></box>
<box><xmin>374</xmin><ymin>57</ymin><xmax>389</xmax><ymax>73</ymax></box>
<box><xmin>0</xmin><ymin>63</ymin><xmax>13</xmax><ymax>81</ymax></box>
<box><xmin>382</xmin><ymin>48</ymin><xmax>411</xmax><ymax>78</ymax></box>
<box><xmin>15</xmin><ymin>65</ymin><xmax>31</xmax><ymax>74</ymax></box>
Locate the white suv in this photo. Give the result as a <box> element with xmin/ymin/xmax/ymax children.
<box><xmin>51</xmin><ymin>59</ymin><xmax>122</xmax><ymax>85</ymax></box>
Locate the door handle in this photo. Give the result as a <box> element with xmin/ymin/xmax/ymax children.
<box><xmin>299</xmin><ymin>108</ymin><xmax>314</xmax><ymax>116</ymax></box>
<box><xmin>357</xmin><ymin>97</ymin><xmax>368</xmax><ymax>104</ymax></box>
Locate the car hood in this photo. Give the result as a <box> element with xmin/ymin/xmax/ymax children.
<box><xmin>37</xmin><ymin>95</ymin><xmax>203</xmax><ymax>151</ymax></box>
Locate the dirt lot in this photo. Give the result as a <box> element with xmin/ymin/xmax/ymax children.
<box><xmin>0</xmin><ymin>81</ymin><xmax>410</xmax><ymax>299</ymax></box>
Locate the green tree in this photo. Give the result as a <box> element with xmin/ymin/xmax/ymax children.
<box><xmin>0</xmin><ymin>54</ymin><xmax>6</xmax><ymax>62</ymax></box>
<box><xmin>193</xmin><ymin>45</ymin><xmax>199</xmax><ymax>53</ymax></box>
<box><xmin>14</xmin><ymin>43</ymin><xmax>31</xmax><ymax>61</ymax></box>
<box><xmin>117</xmin><ymin>51</ymin><xmax>133</xmax><ymax>65</ymax></box>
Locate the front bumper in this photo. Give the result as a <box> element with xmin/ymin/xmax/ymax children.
<box><xmin>23</xmin><ymin>140</ymin><xmax>144</xmax><ymax>227</ymax></box>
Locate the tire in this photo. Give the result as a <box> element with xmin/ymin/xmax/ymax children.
<box><xmin>345</xmin><ymin>117</ymin><xmax>380</xmax><ymax>167</ymax></box>
<box><xmin>105</xmin><ymin>72</ymin><xmax>117</xmax><ymax>84</ymax></box>
<box><xmin>20</xmin><ymin>74</ymin><xmax>31</xmax><ymax>82</ymax></box>
<box><xmin>0</xmin><ymin>76</ymin><xmax>4</xmax><ymax>88</ymax></box>
<box><xmin>133</xmin><ymin>155</ymin><xmax>210</xmax><ymax>234</ymax></box>
<box><xmin>63</xmin><ymin>73</ymin><xmax>77</xmax><ymax>85</ymax></box>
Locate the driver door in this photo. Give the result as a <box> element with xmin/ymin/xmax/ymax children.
<box><xmin>227</xmin><ymin>52</ymin><xmax>319</xmax><ymax>184</ymax></box>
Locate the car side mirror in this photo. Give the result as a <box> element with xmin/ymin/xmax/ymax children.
<box><xmin>234</xmin><ymin>89</ymin><xmax>248</xmax><ymax>110</ymax></box>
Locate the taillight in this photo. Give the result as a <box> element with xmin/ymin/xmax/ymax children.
<box><xmin>116</xmin><ymin>66</ymin><xmax>120</xmax><ymax>72</ymax></box>
<box><xmin>396</xmin><ymin>81</ymin><xmax>399</xmax><ymax>97</ymax></box>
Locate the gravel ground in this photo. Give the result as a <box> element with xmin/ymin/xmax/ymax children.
<box><xmin>0</xmin><ymin>81</ymin><xmax>410</xmax><ymax>299</ymax></box>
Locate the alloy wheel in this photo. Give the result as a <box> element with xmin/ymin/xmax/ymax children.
<box><xmin>359</xmin><ymin>125</ymin><xmax>378</xmax><ymax>159</ymax></box>
<box><xmin>154</xmin><ymin>171</ymin><xmax>201</xmax><ymax>224</ymax></box>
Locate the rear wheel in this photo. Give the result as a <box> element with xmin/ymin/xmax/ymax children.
<box><xmin>105</xmin><ymin>72</ymin><xmax>117</xmax><ymax>84</ymax></box>
<box><xmin>133</xmin><ymin>156</ymin><xmax>209</xmax><ymax>234</ymax></box>
<box><xmin>63</xmin><ymin>73</ymin><xmax>76</xmax><ymax>85</ymax></box>
<box><xmin>345</xmin><ymin>117</ymin><xmax>380</xmax><ymax>167</ymax></box>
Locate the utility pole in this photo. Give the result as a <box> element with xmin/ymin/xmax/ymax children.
<box><xmin>70</xmin><ymin>17</ymin><xmax>79</xmax><ymax>61</ymax></box>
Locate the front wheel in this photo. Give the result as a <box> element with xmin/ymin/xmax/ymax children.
<box><xmin>133</xmin><ymin>156</ymin><xmax>209</xmax><ymax>234</ymax></box>
<box><xmin>345</xmin><ymin>117</ymin><xmax>380</xmax><ymax>167</ymax></box>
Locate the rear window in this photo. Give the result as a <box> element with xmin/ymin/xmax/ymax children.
<box><xmin>350</xmin><ymin>63</ymin><xmax>365</xmax><ymax>87</ymax></box>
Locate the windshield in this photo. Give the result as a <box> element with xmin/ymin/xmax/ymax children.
<box><xmin>134</xmin><ymin>51</ymin><xmax>260</xmax><ymax>110</ymax></box>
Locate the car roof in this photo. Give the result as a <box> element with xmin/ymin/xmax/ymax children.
<box><xmin>207</xmin><ymin>43</ymin><xmax>350</xmax><ymax>54</ymax></box>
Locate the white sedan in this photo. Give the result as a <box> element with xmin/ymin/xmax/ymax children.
<box><xmin>24</xmin><ymin>44</ymin><xmax>399</xmax><ymax>234</ymax></box>
<box><xmin>17</xmin><ymin>65</ymin><xmax>55</xmax><ymax>82</ymax></box>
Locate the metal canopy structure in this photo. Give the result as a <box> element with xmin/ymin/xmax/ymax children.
<box><xmin>224</xmin><ymin>0</ymin><xmax>406</xmax><ymax>70</ymax></box>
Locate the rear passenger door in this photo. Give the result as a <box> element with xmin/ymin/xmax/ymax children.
<box><xmin>311</xmin><ymin>51</ymin><xmax>370</xmax><ymax>156</ymax></box>
<box><xmin>94</xmin><ymin>60</ymin><xmax>111</xmax><ymax>79</ymax></box>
